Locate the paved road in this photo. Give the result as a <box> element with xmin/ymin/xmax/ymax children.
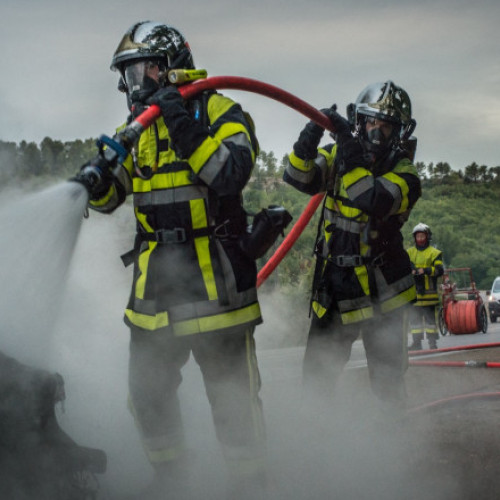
<box><xmin>255</xmin><ymin>315</ymin><xmax>500</xmax><ymax>384</ymax></box>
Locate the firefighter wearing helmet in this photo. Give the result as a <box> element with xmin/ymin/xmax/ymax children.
<box><xmin>407</xmin><ymin>223</ymin><xmax>444</xmax><ymax>350</ymax></box>
<box><xmin>74</xmin><ymin>21</ymin><xmax>266</xmax><ymax>499</ymax></box>
<box><xmin>284</xmin><ymin>81</ymin><xmax>421</xmax><ymax>407</ymax></box>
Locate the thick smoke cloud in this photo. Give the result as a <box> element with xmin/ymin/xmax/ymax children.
<box><xmin>0</xmin><ymin>181</ymin><xmax>454</xmax><ymax>499</ymax></box>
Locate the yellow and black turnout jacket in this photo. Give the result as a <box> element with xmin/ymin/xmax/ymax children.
<box><xmin>89</xmin><ymin>92</ymin><xmax>262</xmax><ymax>335</ymax></box>
<box><xmin>284</xmin><ymin>144</ymin><xmax>421</xmax><ymax>324</ymax></box>
<box><xmin>406</xmin><ymin>244</ymin><xmax>443</xmax><ymax>306</ymax></box>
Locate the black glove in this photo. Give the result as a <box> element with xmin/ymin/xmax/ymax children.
<box><xmin>319</xmin><ymin>107</ymin><xmax>367</xmax><ymax>174</ymax></box>
<box><xmin>321</xmin><ymin>106</ymin><xmax>352</xmax><ymax>142</ymax></box>
<box><xmin>147</xmin><ymin>86</ymin><xmax>209</xmax><ymax>159</ymax></box>
<box><xmin>293</xmin><ymin>120</ymin><xmax>325</xmax><ymax>160</ymax></box>
<box><xmin>70</xmin><ymin>153</ymin><xmax>114</xmax><ymax>199</ymax></box>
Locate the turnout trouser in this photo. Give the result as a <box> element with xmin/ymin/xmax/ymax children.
<box><xmin>409</xmin><ymin>305</ymin><xmax>438</xmax><ymax>336</ymax></box>
<box><xmin>303</xmin><ymin>305</ymin><xmax>409</xmax><ymax>405</ymax></box>
<box><xmin>128</xmin><ymin>326</ymin><xmax>266</xmax><ymax>478</ymax></box>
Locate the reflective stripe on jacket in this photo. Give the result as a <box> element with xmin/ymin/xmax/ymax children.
<box><xmin>89</xmin><ymin>92</ymin><xmax>262</xmax><ymax>334</ymax></box>
<box><xmin>407</xmin><ymin>245</ymin><xmax>444</xmax><ymax>306</ymax></box>
<box><xmin>285</xmin><ymin>144</ymin><xmax>421</xmax><ymax>324</ymax></box>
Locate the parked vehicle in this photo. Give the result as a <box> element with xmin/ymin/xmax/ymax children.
<box><xmin>487</xmin><ymin>276</ymin><xmax>500</xmax><ymax>323</ymax></box>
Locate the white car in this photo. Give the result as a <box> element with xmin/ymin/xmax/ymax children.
<box><xmin>487</xmin><ymin>276</ymin><xmax>500</xmax><ymax>323</ymax></box>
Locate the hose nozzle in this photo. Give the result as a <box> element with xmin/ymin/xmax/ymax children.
<box><xmin>69</xmin><ymin>165</ymin><xmax>103</xmax><ymax>195</ymax></box>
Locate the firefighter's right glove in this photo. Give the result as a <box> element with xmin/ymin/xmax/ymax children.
<box><xmin>70</xmin><ymin>155</ymin><xmax>113</xmax><ymax>199</ymax></box>
<box><xmin>293</xmin><ymin>120</ymin><xmax>324</xmax><ymax>161</ymax></box>
<box><xmin>147</xmin><ymin>86</ymin><xmax>209</xmax><ymax>159</ymax></box>
<box><xmin>321</xmin><ymin>107</ymin><xmax>369</xmax><ymax>174</ymax></box>
<box><xmin>321</xmin><ymin>107</ymin><xmax>352</xmax><ymax>142</ymax></box>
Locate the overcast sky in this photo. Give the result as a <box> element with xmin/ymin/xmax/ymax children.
<box><xmin>1</xmin><ymin>0</ymin><xmax>499</xmax><ymax>170</ymax></box>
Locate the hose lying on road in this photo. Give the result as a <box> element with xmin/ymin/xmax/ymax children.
<box><xmin>410</xmin><ymin>360</ymin><xmax>500</xmax><ymax>368</ymax></box>
<box><xmin>407</xmin><ymin>391</ymin><xmax>500</xmax><ymax>413</ymax></box>
<box><xmin>408</xmin><ymin>342</ymin><xmax>500</xmax><ymax>357</ymax></box>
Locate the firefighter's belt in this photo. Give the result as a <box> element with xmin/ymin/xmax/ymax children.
<box><xmin>332</xmin><ymin>255</ymin><xmax>364</xmax><ymax>267</ymax></box>
<box><xmin>140</xmin><ymin>228</ymin><xmax>190</xmax><ymax>244</ymax></box>
<box><xmin>137</xmin><ymin>220</ymin><xmax>241</xmax><ymax>245</ymax></box>
<box><xmin>121</xmin><ymin>221</ymin><xmax>243</xmax><ymax>268</ymax></box>
<box><xmin>331</xmin><ymin>253</ymin><xmax>385</xmax><ymax>267</ymax></box>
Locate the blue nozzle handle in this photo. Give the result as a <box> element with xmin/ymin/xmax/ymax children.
<box><xmin>97</xmin><ymin>134</ymin><xmax>130</xmax><ymax>164</ymax></box>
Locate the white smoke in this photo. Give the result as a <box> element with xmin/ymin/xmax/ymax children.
<box><xmin>0</xmin><ymin>181</ymin><xmax>458</xmax><ymax>500</ymax></box>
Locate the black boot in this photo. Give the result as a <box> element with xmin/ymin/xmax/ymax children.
<box><xmin>428</xmin><ymin>333</ymin><xmax>439</xmax><ymax>350</ymax></box>
<box><xmin>408</xmin><ymin>333</ymin><xmax>423</xmax><ymax>351</ymax></box>
<box><xmin>120</xmin><ymin>459</ymin><xmax>190</xmax><ymax>500</ymax></box>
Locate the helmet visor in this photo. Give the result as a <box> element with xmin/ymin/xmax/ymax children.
<box><xmin>123</xmin><ymin>60</ymin><xmax>161</xmax><ymax>95</ymax></box>
<box><xmin>361</xmin><ymin>115</ymin><xmax>400</xmax><ymax>151</ymax></box>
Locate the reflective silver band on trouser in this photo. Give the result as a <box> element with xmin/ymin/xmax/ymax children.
<box><xmin>127</xmin><ymin>396</ymin><xmax>187</xmax><ymax>464</ymax></box>
<box><xmin>130</xmin><ymin>288</ymin><xmax>258</xmax><ymax>321</ymax></box>
<box><xmin>337</xmin><ymin>294</ymin><xmax>372</xmax><ymax>313</ymax></box>
<box><xmin>374</xmin><ymin>269</ymin><xmax>415</xmax><ymax>302</ymax></box>
<box><xmin>169</xmin><ymin>288</ymin><xmax>259</xmax><ymax>322</ymax></box>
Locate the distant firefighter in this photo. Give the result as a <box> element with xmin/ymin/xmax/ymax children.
<box><xmin>407</xmin><ymin>223</ymin><xmax>444</xmax><ymax>350</ymax></box>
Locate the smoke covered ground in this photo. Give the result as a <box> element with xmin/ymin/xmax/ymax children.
<box><xmin>1</xmin><ymin>183</ymin><xmax>500</xmax><ymax>499</ymax></box>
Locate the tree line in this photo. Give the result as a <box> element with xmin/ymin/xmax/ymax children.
<box><xmin>1</xmin><ymin>139</ymin><xmax>499</xmax><ymax>291</ymax></box>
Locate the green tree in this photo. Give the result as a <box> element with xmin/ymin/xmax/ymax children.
<box><xmin>464</xmin><ymin>162</ymin><xmax>480</xmax><ymax>183</ymax></box>
<box><xmin>40</xmin><ymin>137</ymin><xmax>65</xmax><ymax>176</ymax></box>
<box><xmin>18</xmin><ymin>141</ymin><xmax>44</xmax><ymax>177</ymax></box>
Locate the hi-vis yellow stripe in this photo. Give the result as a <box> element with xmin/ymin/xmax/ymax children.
<box><xmin>190</xmin><ymin>199</ymin><xmax>217</xmax><ymax>300</ymax></box>
<box><xmin>312</xmin><ymin>301</ymin><xmax>327</xmax><ymax>318</ymax></box>
<box><xmin>354</xmin><ymin>265</ymin><xmax>370</xmax><ymax>296</ymax></box>
<box><xmin>383</xmin><ymin>171</ymin><xmax>409</xmax><ymax>213</ymax></box>
<box><xmin>341</xmin><ymin>306</ymin><xmax>374</xmax><ymax>324</ymax></box>
<box><xmin>133</xmin><ymin>170</ymin><xmax>192</xmax><ymax>192</ymax></box>
<box><xmin>124</xmin><ymin>309</ymin><xmax>169</xmax><ymax>330</ymax></box>
<box><xmin>380</xmin><ymin>286</ymin><xmax>416</xmax><ymax>313</ymax></box>
<box><xmin>89</xmin><ymin>185</ymin><xmax>115</xmax><ymax>207</ymax></box>
<box><xmin>173</xmin><ymin>303</ymin><xmax>261</xmax><ymax>336</ymax></box>
<box><xmin>135</xmin><ymin>241</ymin><xmax>155</xmax><ymax>299</ymax></box>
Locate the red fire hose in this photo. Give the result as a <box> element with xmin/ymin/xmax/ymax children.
<box><xmin>256</xmin><ymin>193</ymin><xmax>323</xmax><ymax>287</ymax></box>
<box><xmin>133</xmin><ymin>76</ymin><xmax>336</xmax><ymax>133</ymax></box>
<box><xmin>410</xmin><ymin>360</ymin><xmax>500</xmax><ymax>368</ymax></box>
<box><xmin>130</xmin><ymin>76</ymin><xmax>330</xmax><ymax>287</ymax></box>
<box><xmin>408</xmin><ymin>342</ymin><xmax>500</xmax><ymax>357</ymax></box>
<box><xmin>408</xmin><ymin>391</ymin><xmax>500</xmax><ymax>413</ymax></box>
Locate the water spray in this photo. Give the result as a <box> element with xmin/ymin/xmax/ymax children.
<box><xmin>0</xmin><ymin>182</ymin><xmax>89</xmax><ymax>362</ymax></box>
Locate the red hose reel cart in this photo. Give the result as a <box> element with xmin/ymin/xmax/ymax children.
<box><xmin>438</xmin><ymin>267</ymin><xmax>488</xmax><ymax>336</ymax></box>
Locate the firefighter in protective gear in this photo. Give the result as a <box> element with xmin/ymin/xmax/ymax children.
<box><xmin>76</xmin><ymin>21</ymin><xmax>266</xmax><ymax>498</ymax></box>
<box><xmin>407</xmin><ymin>223</ymin><xmax>444</xmax><ymax>350</ymax></box>
<box><xmin>284</xmin><ymin>81</ymin><xmax>421</xmax><ymax>407</ymax></box>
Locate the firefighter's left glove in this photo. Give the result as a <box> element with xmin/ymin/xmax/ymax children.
<box><xmin>293</xmin><ymin>120</ymin><xmax>324</xmax><ymax>161</ymax></box>
<box><xmin>147</xmin><ymin>86</ymin><xmax>209</xmax><ymax>159</ymax></box>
